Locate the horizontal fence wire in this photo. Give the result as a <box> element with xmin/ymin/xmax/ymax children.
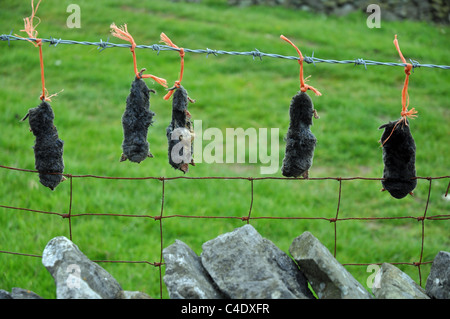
<box><xmin>2</xmin><ymin>33</ymin><xmax>450</xmax><ymax>70</ymax></box>
<box><xmin>0</xmin><ymin>163</ymin><xmax>449</xmax><ymax>298</ymax></box>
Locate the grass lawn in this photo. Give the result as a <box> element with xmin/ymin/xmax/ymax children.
<box><xmin>0</xmin><ymin>0</ymin><xmax>449</xmax><ymax>299</ymax></box>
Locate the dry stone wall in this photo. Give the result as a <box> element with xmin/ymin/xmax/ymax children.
<box><xmin>228</xmin><ymin>0</ymin><xmax>450</xmax><ymax>24</ymax></box>
<box><xmin>0</xmin><ymin>227</ymin><xmax>448</xmax><ymax>299</ymax></box>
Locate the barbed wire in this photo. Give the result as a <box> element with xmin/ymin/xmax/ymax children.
<box><xmin>1</xmin><ymin>33</ymin><xmax>450</xmax><ymax>70</ymax></box>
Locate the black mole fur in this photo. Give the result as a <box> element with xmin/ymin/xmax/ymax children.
<box><xmin>166</xmin><ymin>85</ymin><xmax>194</xmax><ymax>173</ymax></box>
<box><xmin>121</xmin><ymin>77</ymin><xmax>155</xmax><ymax>163</ymax></box>
<box><xmin>24</xmin><ymin>100</ymin><xmax>64</xmax><ymax>190</ymax></box>
<box><xmin>281</xmin><ymin>91</ymin><xmax>317</xmax><ymax>178</ymax></box>
<box><xmin>379</xmin><ymin>119</ymin><xmax>417</xmax><ymax>199</ymax></box>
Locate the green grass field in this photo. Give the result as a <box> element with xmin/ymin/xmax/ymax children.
<box><xmin>0</xmin><ymin>0</ymin><xmax>449</xmax><ymax>299</ymax></box>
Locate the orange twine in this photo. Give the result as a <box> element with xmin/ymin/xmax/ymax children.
<box><xmin>110</xmin><ymin>23</ymin><xmax>167</xmax><ymax>87</ymax></box>
<box><xmin>160</xmin><ymin>33</ymin><xmax>185</xmax><ymax>100</ymax></box>
<box><xmin>20</xmin><ymin>0</ymin><xmax>41</xmax><ymax>42</ymax></box>
<box><xmin>18</xmin><ymin>0</ymin><xmax>52</xmax><ymax>101</ymax></box>
<box><xmin>280</xmin><ymin>35</ymin><xmax>321</xmax><ymax>96</ymax></box>
<box><xmin>393</xmin><ymin>34</ymin><xmax>418</xmax><ymax>121</ymax></box>
<box><xmin>381</xmin><ymin>35</ymin><xmax>418</xmax><ymax>146</ymax></box>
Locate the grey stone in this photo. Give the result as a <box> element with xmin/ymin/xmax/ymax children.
<box><xmin>372</xmin><ymin>263</ymin><xmax>429</xmax><ymax>299</ymax></box>
<box><xmin>333</xmin><ymin>3</ymin><xmax>355</xmax><ymax>16</ymax></box>
<box><xmin>0</xmin><ymin>289</ymin><xmax>12</xmax><ymax>299</ymax></box>
<box><xmin>10</xmin><ymin>287</ymin><xmax>43</xmax><ymax>299</ymax></box>
<box><xmin>0</xmin><ymin>288</ymin><xmax>43</xmax><ymax>299</ymax></box>
<box><xmin>163</xmin><ymin>239</ymin><xmax>225</xmax><ymax>299</ymax></box>
<box><xmin>201</xmin><ymin>224</ymin><xmax>314</xmax><ymax>299</ymax></box>
<box><xmin>303</xmin><ymin>0</ymin><xmax>324</xmax><ymax>11</ymax></box>
<box><xmin>228</xmin><ymin>0</ymin><xmax>449</xmax><ymax>23</ymax></box>
<box><xmin>426</xmin><ymin>251</ymin><xmax>450</xmax><ymax>299</ymax></box>
<box><xmin>289</xmin><ymin>231</ymin><xmax>372</xmax><ymax>299</ymax></box>
<box><xmin>42</xmin><ymin>236</ymin><xmax>123</xmax><ymax>299</ymax></box>
<box><xmin>121</xmin><ymin>291</ymin><xmax>153</xmax><ymax>299</ymax></box>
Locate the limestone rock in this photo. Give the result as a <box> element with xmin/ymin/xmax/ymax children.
<box><xmin>372</xmin><ymin>263</ymin><xmax>429</xmax><ymax>299</ymax></box>
<box><xmin>163</xmin><ymin>239</ymin><xmax>225</xmax><ymax>299</ymax></box>
<box><xmin>289</xmin><ymin>231</ymin><xmax>372</xmax><ymax>299</ymax></box>
<box><xmin>121</xmin><ymin>291</ymin><xmax>153</xmax><ymax>299</ymax></box>
<box><xmin>228</xmin><ymin>0</ymin><xmax>449</xmax><ymax>23</ymax></box>
<box><xmin>11</xmin><ymin>287</ymin><xmax>44</xmax><ymax>299</ymax></box>
<box><xmin>42</xmin><ymin>236</ymin><xmax>123</xmax><ymax>299</ymax></box>
<box><xmin>201</xmin><ymin>224</ymin><xmax>314</xmax><ymax>299</ymax></box>
<box><xmin>0</xmin><ymin>288</ymin><xmax>43</xmax><ymax>299</ymax></box>
<box><xmin>426</xmin><ymin>251</ymin><xmax>450</xmax><ymax>299</ymax></box>
<box><xmin>0</xmin><ymin>289</ymin><xmax>12</xmax><ymax>299</ymax></box>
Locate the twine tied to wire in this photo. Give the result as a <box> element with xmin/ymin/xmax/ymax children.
<box><xmin>280</xmin><ymin>35</ymin><xmax>322</xmax><ymax>96</ymax></box>
<box><xmin>110</xmin><ymin>23</ymin><xmax>167</xmax><ymax>87</ymax></box>
<box><xmin>160</xmin><ymin>33</ymin><xmax>186</xmax><ymax>100</ymax></box>
<box><xmin>17</xmin><ymin>0</ymin><xmax>62</xmax><ymax>101</ymax></box>
<box><xmin>381</xmin><ymin>35</ymin><xmax>418</xmax><ymax>146</ymax></box>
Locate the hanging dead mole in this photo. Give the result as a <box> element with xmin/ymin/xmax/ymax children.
<box><xmin>379</xmin><ymin>119</ymin><xmax>417</xmax><ymax>199</ymax></box>
<box><xmin>281</xmin><ymin>91</ymin><xmax>318</xmax><ymax>178</ymax></box>
<box><xmin>120</xmin><ymin>76</ymin><xmax>156</xmax><ymax>163</ymax></box>
<box><xmin>166</xmin><ymin>85</ymin><xmax>195</xmax><ymax>173</ymax></box>
<box><xmin>22</xmin><ymin>100</ymin><xmax>65</xmax><ymax>190</ymax></box>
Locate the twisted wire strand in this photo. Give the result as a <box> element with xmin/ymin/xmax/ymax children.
<box><xmin>1</xmin><ymin>33</ymin><xmax>450</xmax><ymax>70</ymax></box>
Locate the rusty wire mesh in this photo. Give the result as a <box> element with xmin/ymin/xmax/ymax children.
<box><xmin>0</xmin><ymin>164</ymin><xmax>449</xmax><ymax>298</ymax></box>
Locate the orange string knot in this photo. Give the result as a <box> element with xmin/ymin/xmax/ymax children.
<box><xmin>160</xmin><ymin>33</ymin><xmax>186</xmax><ymax>100</ymax></box>
<box><xmin>393</xmin><ymin>34</ymin><xmax>418</xmax><ymax>121</ymax></box>
<box><xmin>110</xmin><ymin>23</ymin><xmax>167</xmax><ymax>87</ymax></box>
<box><xmin>404</xmin><ymin>63</ymin><xmax>412</xmax><ymax>76</ymax></box>
<box><xmin>178</xmin><ymin>47</ymin><xmax>185</xmax><ymax>59</ymax></box>
<box><xmin>280</xmin><ymin>35</ymin><xmax>322</xmax><ymax>96</ymax></box>
<box><xmin>401</xmin><ymin>108</ymin><xmax>418</xmax><ymax>121</ymax></box>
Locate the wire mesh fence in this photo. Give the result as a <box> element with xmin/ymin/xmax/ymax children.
<box><xmin>0</xmin><ymin>164</ymin><xmax>449</xmax><ymax>298</ymax></box>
